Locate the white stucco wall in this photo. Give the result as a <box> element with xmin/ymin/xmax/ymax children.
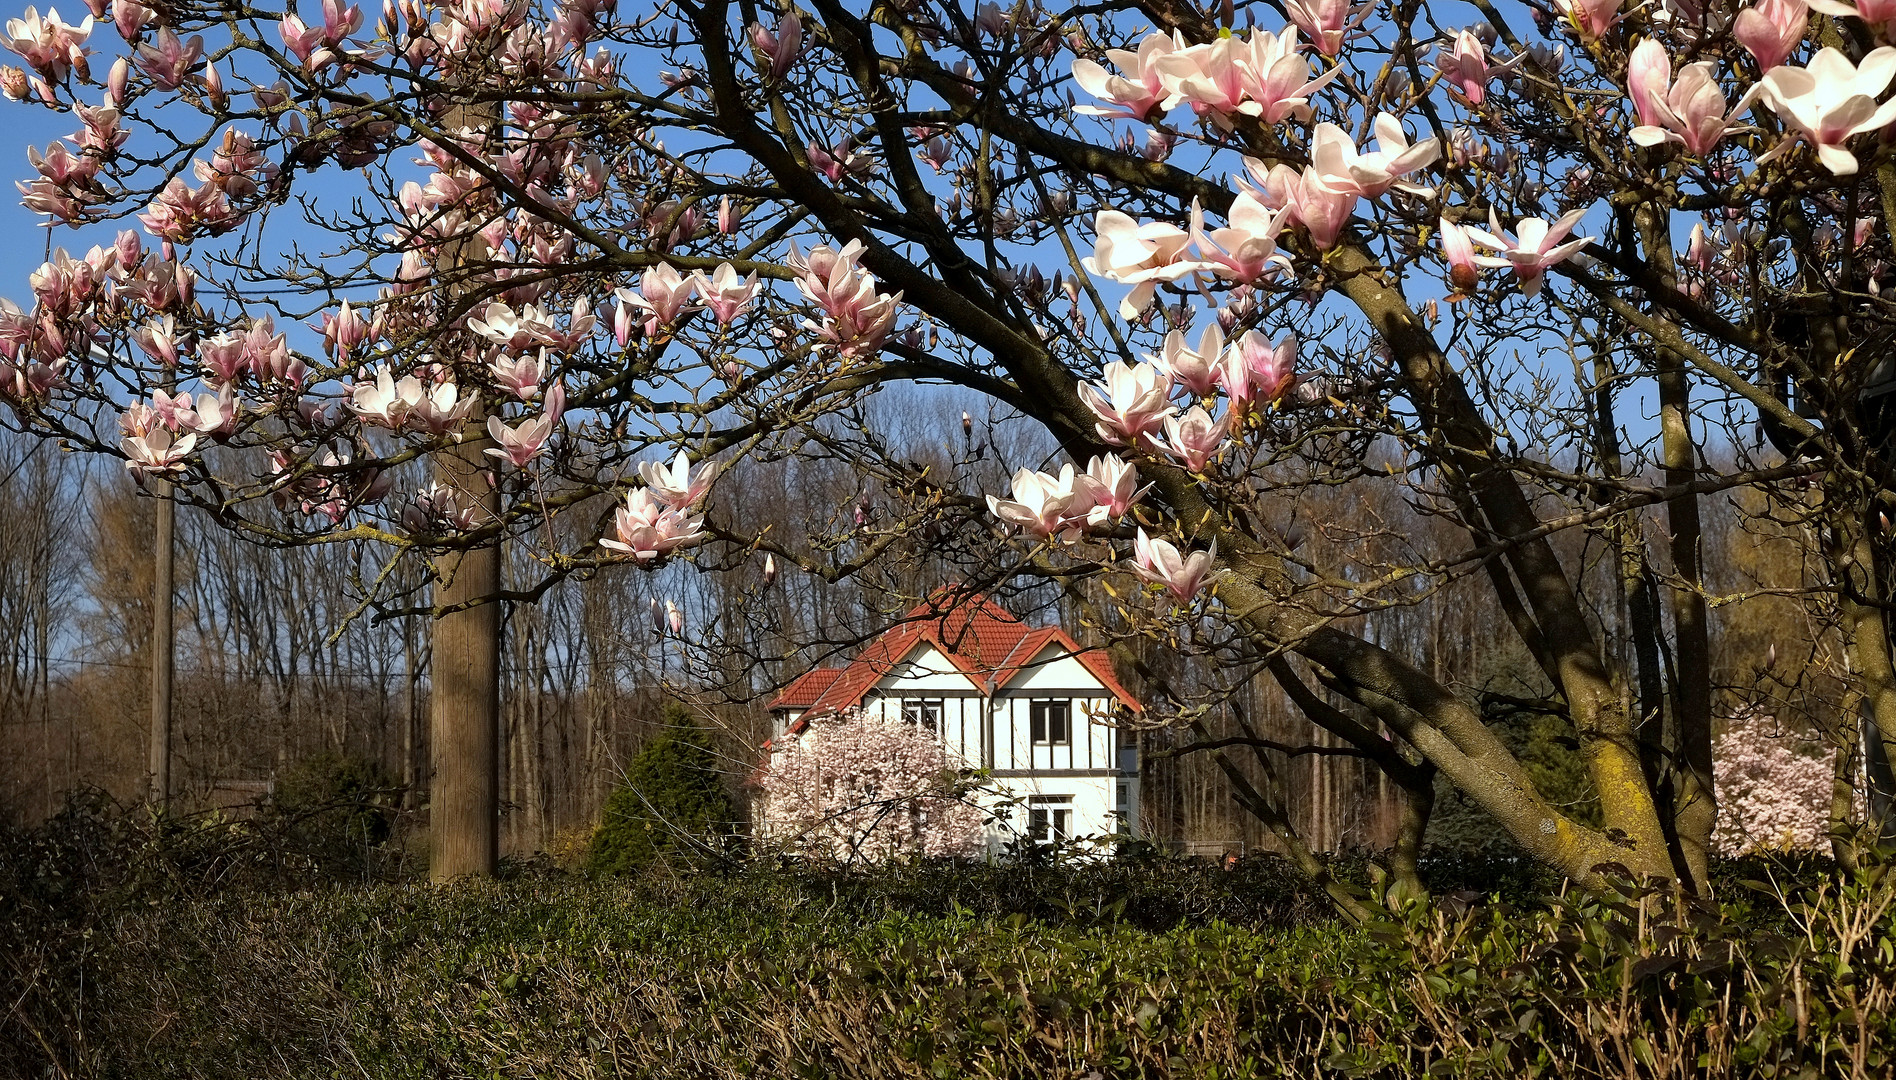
<box><xmin>766</xmin><ymin>636</ymin><xmax>1139</xmax><ymax>853</ymax></box>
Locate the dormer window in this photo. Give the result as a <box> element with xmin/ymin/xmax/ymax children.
<box><xmin>1030</xmin><ymin>699</ymin><xmax>1070</xmax><ymax>745</ymax></box>
<box><xmin>902</xmin><ymin>698</ymin><xmax>943</xmax><ymax>734</ymax></box>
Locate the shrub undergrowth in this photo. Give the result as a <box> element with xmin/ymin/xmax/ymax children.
<box><xmin>5</xmin><ymin>797</ymin><xmax>1894</xmax><ymax>1079</ymax></box>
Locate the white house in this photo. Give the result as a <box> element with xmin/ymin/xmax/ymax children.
<box><xmin>764</xmin><ymin>596</ymin><xmax>1143</xmax><ymax>849</ymax></box>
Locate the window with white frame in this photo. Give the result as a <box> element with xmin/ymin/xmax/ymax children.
<box><xmin>1029</xmin><ymin>699</ymin><xmax>1070</xmax><ymax>745</ymax></box>
<box><xmin>902</xmin><ymin>698</ymin><xmax>943</xmax><ymax>734</ymax></box>
<box><xmin>1027</xmin><ymin>795</ymin><xmax>1073</xmax><ymax>842</ymax></box>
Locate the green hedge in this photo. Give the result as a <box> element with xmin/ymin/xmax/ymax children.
<box><xmin>9</xmin><ymin>865</ymin><xmax>1893</xmax><ymax>1079</ymax></box>
<box><xmin>8</xmin><ymin>799</ymin><xmax>1896</xmax><ymax>1078</ymax></box>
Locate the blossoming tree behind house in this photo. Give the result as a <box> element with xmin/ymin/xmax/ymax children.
<box><xmin>758</xmin><ymin>706</ymin><xmax>986</xmax><ymax>862</ymax></box>
<box><xmin>4</xmin><ymin>0</ymin><xmax>1893</xmax><ymax>892</ymax></box>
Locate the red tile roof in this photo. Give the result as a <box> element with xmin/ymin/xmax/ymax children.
<box><xmin>766</xmin><ymin>596</ymin><xmax>1141</xmax><ymax>716</ymax></box>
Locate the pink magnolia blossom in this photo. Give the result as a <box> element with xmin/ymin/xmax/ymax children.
<box><xmin>317</xmin><ymin>0</ymin><xmax>364</xmax><ymax>46</ymax></box>
<box><xmin>1759</xmin><ymin>46</ymin><xmax>1896</xmax><ymax>175</ymax></box>
<box><xmin>1435</xmin><ymin>29</ymin><xmax>1520</xmax><ymax>105</ymax></box>
<box><xmin>122</xmin><ymin>423</ymin><xmax>195</xmax><ymax>475</ymax></box>
<box><xmin>615</xmin><ymin>264</ymin><xmax>699</xmax><ymax>335</ymax></box>
<box><xmin>25</xmin><ymin>141</ymin><xmax>95</xmax><ymax>188</ymax></box>
<box><xmin>119</xmin><ymin>399</ymin><xmax>156</xmax><ymax>437</ymax></box>
<box><xmin>133</xmin><ymin>25</ymin><xmax>200</xmax><ymax>89</ymax></box>
<box><xmin>599</xmin><ymin>487</ymin><xmax>706</xmax><ymax>561</ymax></box>
<box><xmin>534</xmin><ymin>296</ymin><xmax>597</xmax><ymax>353</ymax></box>
<box><xmin>1153</xmin><ymin>34</ymin><xmax>1255</xmax><ymax>120</ymax></box>
<box><xmin>1132</xmin><ymin>528</ymin><xmax>1220</xmax><ymax>603</ymax></box>
<box><xmin>242</xmin><ymin>316</ymin><xmax>300</xmax><ymax>385</ymax></box>
<box><xmin>1228</xmin><ymin>330</ymin><xmax>1297</xmax><ymax>407</ymax></box>
<box><xmin>131</xmin><ymin>315</ymin><xmax>181</xmax><ymax>366</ymax></box>
<box><xmin>1080</xmin><ymin>359</ymin><xmax>1175</xmax><ymax>446</ymax></box>
<box><xmin>689</xmin><ymin>262</ymin><xmax>760</xmax><ymax>325</ymax></box>
<box><xmin>1554</xmin><ymin>0</ymin><xmax>1622</xmax><ymax>38</ymax></box>
<box><xmin>189</xmin><ymin>387</ymin><xmax>240</xmax><ymax>436</ymax></box>
<box><xmin>401</xmin><ymin>481</ymin><xmax>478</xmax><ymax>534</ymax></box>
<box><xmin>406</xmin><ymin>378</ymin><xmax>478</xmax><ymax>437</ymax></box>
<box><xmin>987</xmin><ymin>464</ymin><xmax>1084</xmax><ymax>539</ymax></box>
<box><xmin>1193</xmin><ymin>191</ymin><xmax>1294</xmax><ymax>284</ymax></box>
<box><xmin>278</xmin><ymin>14</ymin><xmax>324</xmax><ymax>67</ymax></box>
<box><xmin>1081</xmin><ymin>209</ymin><xmax>1209</xmax><ymax>318</ymax></box>
<box><xmin>466</xmin><ymin>299</ymin><xmax>553</xmax><ymax>350</ymax></box>
<box><xmin>1285</xmin><ymin>0</ymin><xmax>1369</xmax><ymax>56</ymax></box>
<box><xmin>150</xmin><ymin>387</ymin><xmax>194</xmax><ymax>431</ymax></box>
<box><xmin>488</xmin><ymin>349</ymin><xmax>545</xmax><ymax>400</ymax></box>
<box><xmin>1148</xmin><ymin>324</ymin><xmax>1225</xmax><ymax>398</ymax></box>
<box><xmin>1071</xmin><ymin>30</ymin><xmax>1177</xmax><ymax>120</ymax></box>
<box><xmin>1685</xmin><ymin>221</ymin><xmax>1718</xmax><ymax>273</ymax></box>
<box><xmin>638</xmin><ymin>450</ymin><xmax>718</xmax><ymax>507</ymax></box>
<box><xmin>349</xmin><ymin>365</ymin><xmax>422</xmax><ymax>428</ymax></box>
<box><xmin>1309</xmin><ymin>114</ymin><xmax>1441</xmax><ymax>198</ymax></box>
<box><xmin>198</xmin><ymin>331</ymin><xmax>246</xmax><ymax>385</ymax></box>
<box><xmin>1808</xmin><ymin>0</ymin><xmax>1896</xmax><ymax>33</ymax></box>
<box><xmin>483</xmin><ymin>384</ymin><xmax>562</xmax><ymax>468</ymax></box>
<box><xmin>748</xmin><ymin>9</ymin><xmax>800</xmax><ymax>82</ymax></box>
<box><xmin>1074</xmin><ymin>452</ymin><xmax>1150</xmax><ymax>526</ymax></box>
<box><xmin>807</xmin><ymin>137</ymin><xmax>871</xmax><ymax>183</ymax></box>
<box><xmin>1734</xmin><ymin>0</ymin><xmax>1808</xmax><ymax>73</ymax></box>
<box><xmin>1234</xmin><ymin>26</ymin><xmax>1339</xmax><ymax>123</ymax></box>
<box><xmin>113</xmin><ymin>0</ymin><xmax>153</xmax><ymax>39</ymax></box>
<box><xmin>1284</xmin><ymin>168</ymin><xmax>1359</xmax><ymax>250</ymax></box>
<box><xmin>1439</xmin><ymin>216</ymin><xmax>1486</xmax><ymax>295</ymax></box>
<box><xmin>793</xmin><ymin>240</ymin><xmax>902</xmax><ymax>357</ymax></box>
<box><xmin>1627</xmin><ymin>38</ymin><xmax>1761</xmax><ymax>157</ymax></box>
<box><xmin>1463</xmin><ymin>209</ymin><xmax>1596</xmax><ymax>296</ymax></box>
<box><xmin>758</xmin><ymin>707</ymin><xmax>985</xmax><ymax>862</ymax></box>
<box><xmin>1158</xmin><ymin>405</ymin><xmax>1233</xmax><ymax>472</ymax></box>
<box><xmin>4</xmin><ymin>6</ymin><xmax>91</xmax><ymax>85</ymax></box>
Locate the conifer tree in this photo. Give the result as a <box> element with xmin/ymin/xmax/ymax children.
<box><xmin>587</xmin><ymin>703</ymin><xmax>734</xmax><ymax>875</ymax></box>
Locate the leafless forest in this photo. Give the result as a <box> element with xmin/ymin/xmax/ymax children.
<box><xmin>0</xmin><ymin>393</ymin><xmax>1829</xmax><ymax>861</ymax></box>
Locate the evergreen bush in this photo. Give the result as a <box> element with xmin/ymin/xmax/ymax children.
<box><xmin>586</xmin><ymin>702</ymin><xmax>735</xmax><ymax>875</ymax></box>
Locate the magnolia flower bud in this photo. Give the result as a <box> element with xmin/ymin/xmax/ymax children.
<box><xmin>0</xmin><ymin>67</ymin><xmax>29</xmax><ymax>101</ymax></box>
<box><xmin>762</xmin><ymin>553</ymin><xmax>777</xmax><ymax>585</ymax></box>
<box><xmin>106</xmin><ymin>56</ymin><xmax>128</xmax><ymax>104</ymax></box>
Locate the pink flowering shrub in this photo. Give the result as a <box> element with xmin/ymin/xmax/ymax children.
<box><xmin>1712</xmin><ymin>709</ymin><xmax>1838</xmax><ymax>856</ymax></box>
<box><xmin>758</xmin><ymin>708</ymin><xmax>984</xmax><ymax>862</ymax></box>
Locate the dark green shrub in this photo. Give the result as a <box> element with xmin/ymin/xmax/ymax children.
<box><xmin>263</xmin><ymin>751</ymin><xmax>398</xmax><ymax>868</ymax></box>
<box><xmin>586</xmin><ymin>702</ymin><xmax>735</xmax><ymax>875</ymax></box>
<box><xmin>14</xmin><ymin>859</ymin><xmax>1896</xmax><ymax>1080</ymax></box>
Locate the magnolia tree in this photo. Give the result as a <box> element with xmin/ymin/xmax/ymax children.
<box><xmin>1712</xmin><ymin>708</ymin><xmax>1838</xmax><ymax>855</ymax></box>
<box><xmin>3</xmin><ymin>0</ymin><xmax>1894</xmax><ymax>891</ymax></box>
<box><xmin>757</xmin><ymin>707</ymin><xmax>985</xmax><ymax>861</ymax></box>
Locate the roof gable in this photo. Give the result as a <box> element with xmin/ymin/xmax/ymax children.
<box><xmin>766</xmin><ymin>596</ymin><xmax>1141</xmax><ymax>716</ymax></box>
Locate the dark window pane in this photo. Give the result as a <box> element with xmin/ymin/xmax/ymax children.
<box><xmin>1030</xmin><ymin>700</ymin><xmax>1070</xmax><ymax>745</ymax></box>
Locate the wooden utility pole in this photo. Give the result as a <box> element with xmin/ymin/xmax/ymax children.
<box><xmin>148</xmin><ymin>480</ymin><xmax>174</xmax><ymax>810</ymax></box>
<box><xmin>429</xmin><ymin>435</ymin><xmax>501</xmax><ymax>879</ymax></box>
<box><xmin>427</xmin><ymin>95</ymin><xmax>504</xmax><ymax>881</ymax></box>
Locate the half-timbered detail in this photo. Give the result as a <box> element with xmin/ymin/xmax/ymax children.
<box><xmin>765</xmin><ymin>597</ymin><xmax>1143</xmax><ymax>849</ymax></box>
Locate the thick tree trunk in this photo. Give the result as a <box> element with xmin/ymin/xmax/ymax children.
<box><xmin>429</xmin><ymin>429</ymin><xmax>502</xmax><ymax>881</ymax></box>
<box><xmin>148</xmin><ymin>481</ymin><xmax>174</xmax><ymax>810</ymax></box>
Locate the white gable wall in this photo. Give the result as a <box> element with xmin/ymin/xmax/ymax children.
<box><xmin>768</xmin><ymin>636</ymin><xmax>1139</xmax><ymax>852</ymax></box>
<box><xmin>1001</xmin><ymin>644</ymin><xmax>1105</xmax><ymax>692</ymax></box>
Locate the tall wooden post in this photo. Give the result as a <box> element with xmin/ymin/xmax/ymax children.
<box><xmin>148</xmin><ymin>480</ymin><xmax>174</xmax><ymax>809</ymax></box>
<box><xmin>429</xmin><ymin>433</ymin><xmax>501</xmax><ymax>879</ymax></box>
<box><xmin>427</xmin><ymin>95</ymin><xmax>504</xmax><ymax>881</ymax></box>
